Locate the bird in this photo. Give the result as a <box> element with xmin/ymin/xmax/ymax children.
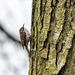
<box><xmin>19</xmin><ymin>24</ymin><xmax>31</xmax><ymax>57</ymax></box>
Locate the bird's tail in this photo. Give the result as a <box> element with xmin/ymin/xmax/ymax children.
<box><xmin>25</xmin><ymin>44</ymin><xmax>31</xmax><ymax>57</ymax></box>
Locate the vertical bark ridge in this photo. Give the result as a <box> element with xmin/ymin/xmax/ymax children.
<box><xmin>58</xmin><ymin>34</ymin><xmax>75</xmax><ymax>75</ymax></box>
<box><xmin>38</xmin><ymin>0</ymin><xmax>52</xmax><ymax>59</ymax></box>
<box><xmin>55</xmin><ymin>0</ymin><xmax>75</xmax><ymax>72</ymax></box>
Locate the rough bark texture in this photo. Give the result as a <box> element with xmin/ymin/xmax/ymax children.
<box><xmin>29</xmin><ymin>0</ymin><xmax>75</xmax><ymax>75</ymax></box>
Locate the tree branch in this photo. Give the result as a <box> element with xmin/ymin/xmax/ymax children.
<box><xmin>0</xmin><ymin>24</ymin><xmax>20</xmax><ymax>44</ymax></box>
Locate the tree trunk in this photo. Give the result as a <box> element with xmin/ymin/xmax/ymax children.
<box><xmin>29</xmin><ymin>0</ymin><xmax>75</xmax><ymax>75</ymax></box>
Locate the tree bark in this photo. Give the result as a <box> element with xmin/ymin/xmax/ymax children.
<box><xmin>29</xmin><ymin>0</ymin><xmax>75</xmax><ymax>75</ymax></box>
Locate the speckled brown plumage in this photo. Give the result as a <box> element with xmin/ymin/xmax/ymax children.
<box><xmin>19</xmin><ymin>24</ymin><xmax>30</xmax><ymax>57</ymax></box>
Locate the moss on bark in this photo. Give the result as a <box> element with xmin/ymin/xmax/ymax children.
<box><xmin>29</xmin><ymin>0</ymin><xmax>75</xmax><ymax>75</ymax></box>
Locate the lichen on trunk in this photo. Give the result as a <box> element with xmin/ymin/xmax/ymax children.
<box><xmin>29</xmin><ymin>0</ymin><xmax>75</xmax><ymax>75</ymax></box>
